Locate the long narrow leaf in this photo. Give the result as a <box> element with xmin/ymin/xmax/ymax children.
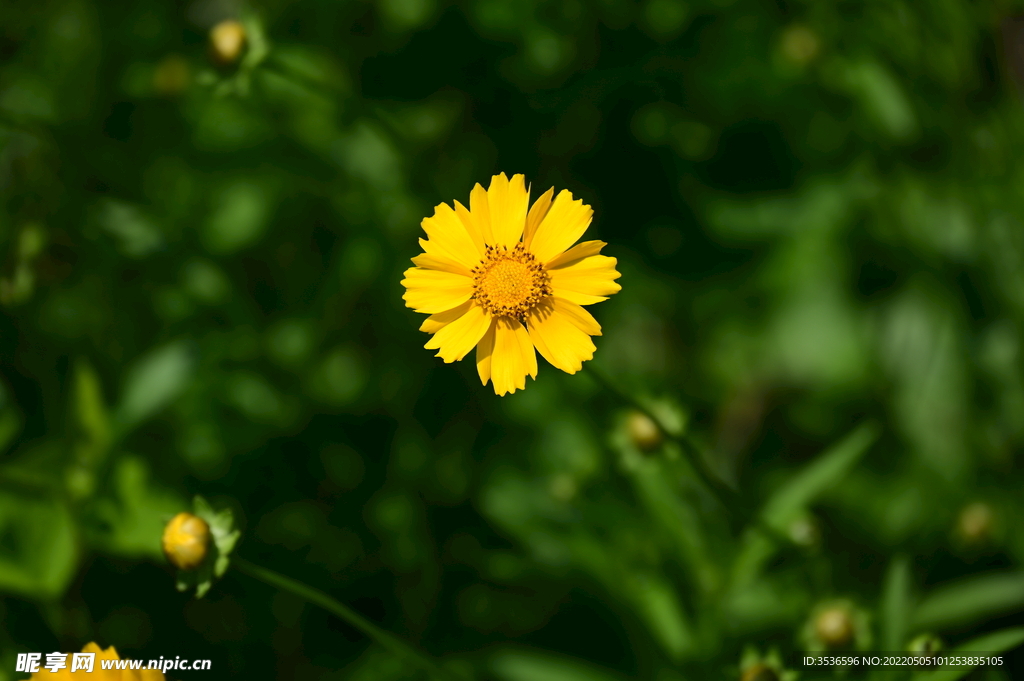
<box><xmin>911</xmin><ymin>627</ymin><xmax>1024</xmax><ymax>681</ymax></box>
<box><xmin>881</xmin><ymin>555</ymin><xmax>913</xmax><ymax>650</ymax></box>
<box><xmin>762</xmin><ymin>423</ymin><xmax>879</xmax><ymax>529</ymax></box>
<box><xmin>912</xmin><ymin>573</ymin><xmax>1024</xmax><ymax>632</ymax></box>
<box><xmin>491</xmin><ymin>648</ymin><xmax>628</xmax><ymax>681</ymax></box>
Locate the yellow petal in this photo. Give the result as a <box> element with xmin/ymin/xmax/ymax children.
<box><xmin>550</xmin><ymin>297</ymin><xmax>602</xmax><ymax>335</ymax></box>
<box><xmin>490</xmin><ymin>316</ymin><xmax>537</xmax><ymax>395</ymax></box>
<box><xmin>417</xmin><ymin>236</ymin><xmax>473</xmax><ymax>267</ymax></box>
<box><xmin>546</xmin><ymin>240</ymin><xmax>606</xmax><ymax>269</ymax></box>
<box><xmin>424</xmin><ymin>302</ymin><xmax>491</xmax><ymax>362</ymax></box>
<box><xmin>420</xmin><ymin>202</ymin><xmax>482</xmax><ymax>269</ymax></box>
<box><xmin>528</xmin><ymin>189</ymin><xmax>594</xmax><ymax>264</ymax></box>
<box><xmin>487</xmin><ymin>173</ymin><xmax>529</xmax><ymax>248</ymax></box>
<box><xmin>453</xmin><ymin>200</ymin><xmax>485</xmax><ymax>255</ymax></box>
<box><xmin>524</xmin><ymin>186</ymin><xmax>554</xmax><ymax>250</ymax></box>
<box><xmin>469</xmin><ymin>183</ymin><xmax>494</xmax><ymax>245</ymax></box>
<box><xmin>527</xmin><ymin>298</ymin><xmax>597</xmax><ymax>374</ymax></box>
<box><xmin>411</xmin><ymin>252</ymin><xmax>473</xmax><ymax>277</ymax></box>
<box><xmin>419</xmin><ymin>300</ymin><xmax>473</xmax><ymax>334</ymax></box>
<box><xmin>550</xmin><ymin>254</ymin><xmax>622</xmax><ymax>306</ymax></box>
<box><xmin>401</xmin><ymin>267</ymin><xmax>473</xmax><ymax>314</ymax></box>
<box><xmin>476</xmin><ymin>318</ymin><xmax>496</xmax><ymax>386</ymax></box>
<box><xmin>98</xmin><ymin>646</ymin><xmax>123</xmax><ymax>681</ymax></box>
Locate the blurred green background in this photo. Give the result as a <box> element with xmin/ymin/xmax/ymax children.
<box><xmin>3</xmin><ymin>0</ymin><xmax>1024</xmax><ymax>679</ymax></box>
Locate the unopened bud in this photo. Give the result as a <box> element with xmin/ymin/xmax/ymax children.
<box><xmin>627</xmin><ymin>410</ymin><xmax>662</xmax><ymax>451</ymax></box>
<box><xmin>908</xmin><ymin>633</ymin><xmax>943</xmax><ymax>654</ymax></box>
<box><xmin>18</xmin><ymin>223</ymin><xmax>46</xmax><ymax>260</ymax></box>
<box><xmin>549</xmin><ymin>474</ymin><xmax>577</xmax><ymax>501</ymax></box>
<box><xmin>153</xmin><ymin>54</ymin><xmax>190</xmax><ymax>96</ymax></box>
<box><xmin>741</xmin><ymin>663</ymin><xmax>779</xmax><ymax>681</ymax></box>
<box><xmin>814</xmin><ymin>605</ymin><xmax>854</xmax><ymax>648</ymax></box>
<box><xmin>780</xmin><ymin>24</ymin><xmax>821</xmax><ymax>66</ymax></box>
<box><xmin>788</xmin><ymin>515</ymin><xmax>820</xmax><ymax>547</ymax></box>
<box><xmin>209</xmin><ymin>19</ymin><xmax>246</xmax><ymax>65</ymax></box>
<box><xmin>957</xmin><ymin>502</ymin><xmax>994</xmax><ymax>544</ymax></box>
<box><xmin>163</xmin><ymin>512</ymin><xmax>210</xmax><ymax>570</ymax></box>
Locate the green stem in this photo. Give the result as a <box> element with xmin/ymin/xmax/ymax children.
<box><xmin>261</xmin><ymin>54</ymin><xmax>350</xmax><ymax>100</ymax></box>
<box><xmin>586</xmin><ymin>366</ymin><xmax>809</xmax><ymax>547</ymax></box>
<box><xmin>234</xmin><ymin>558</ymin><xmax>470</xmax><ymax>681</ymax></box>
<box><xmin>586</xmin><ymin>365</ymin><xmax>736</xmax><ymax>502</ymax></box>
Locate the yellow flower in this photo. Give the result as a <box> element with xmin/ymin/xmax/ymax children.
<box><xmin>402</xmin><ymin>173</ymin><xmax>622</xmax><ymax>395</ymax></box>
<box><xmin>28</xmin><ymin>642</ymin><xmax>164</xmax><ymax>680</ymax></box>
<box><xmin>162</xmin><ymin>512</ymin><xmax>210</xmax><ymax>570</ymax></box>
<box><xmin>209</xmin><ymin>19</ymin><xmax>246</xmax><ymax>65</ymax></box>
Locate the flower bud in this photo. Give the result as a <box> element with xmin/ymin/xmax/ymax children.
<box><xmin>153</xmin><ymin>54</ymin><xmax>190</xmax><ymax>96</ymax></box>
<box><xmin>162</xmin><ymin>512</ymin><xmax>210</xmax><ymax>570</ymax></box>
<box><xmin>549</xmin><ymin>474</ymin><xmax>577</xmax><ymax>501</ymax></box>
<box><xmin>740</xmin><ymin>663</ymin><xmax>779</xmax><ymax>681</ymax></box>
<box><xmin>957</xmin><ymin>502</ymin><xmax>994</xmax><ymax>545</ymax></box>
<box><xmin>626</xmin><ymin>410</ymin><xmax>662</xmax><ymax>451</ymax></box>
<box><xmin>908</xmin><ymin>633</ymin><xmax>943</xmax><ymax>654</ymax></box>
<box><xmin>780</xmin><ymin>25</ymin><xmax>821</xmax><ymax>66</ymax></box>
<box><xmin>814</xmin><ymin>605</ymin><xmax>854</xmax><ymax>648</ymax></box>
<box><xmin>907</xmin><ymin>633</ymin><xmax>943</xmax><ymax>669</ymax></box>
<box><xmin>209</xmin><ymin>20</ymin><xmax>246</xmax><ymax>65</ymax></box>
<box><xmin>788</xmin><ymin>514</ymin><xmax>820</xmax><ymax>548</ymax></box>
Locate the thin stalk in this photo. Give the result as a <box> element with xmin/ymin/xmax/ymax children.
<box><xmin>234</xmin><ymin>558</ymin><xmax>469</xmax><ymax>681</ymax></box>
<box><xmin>586</xmin><ymin>365</ymin><xmax>736</xmax><ymax>502</ymax></box>
<box><xmin>586</xmin><ymin>366</ymin><xmax>806</xmax><ymax>547</ymax></box>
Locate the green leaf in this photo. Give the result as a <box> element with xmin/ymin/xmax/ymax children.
<box><xmin>490</xmin><ymin>648</ymin><xmax>627</xmax><ymax>681</ymax></box>
<box><xmin>95</xmin><ymin>199</ymin><xmax>163</xmax><ymax>258</ymax></box>
<box><xmin>73</xmin><ymin>359</ymin><xmax>111</xmax><ymax>454</ymax></box>
<box><xmin>239</xmin><ymin>14</ymin><xmax>270</xmax><ymax>71</ymax></box>
<box><xmin>912</xmin><ymin>572</ymin><xmax>1024</xmax><ymax>632</ymax></box>
<box><xmin>202</xmin><ymin>179</ymin><xmax>273</xmax><ymax>253</ymax></box>
<box><xmin>67</xmin><ymin>358</ymin><xmax>112</xmax><ymax>499</ymax></box>
<box><xmin>881</xmin><ymin>555</ymin><xmax>913</xmax><ymax>650</ymax></box>
<box><xmin>0</xmin><ymin>410</ymin><xmax>21</xmax><ymax>457</ymax></box>
<box><xmin>830</xmin><ymin>58</ymin><xmax>917</xmax><ymax>140</ymax></box>
<box><xmin>176</xmin><ymin>560</ymin><xmax>215</xmax><ymax>599</ymax></box>
<box><xmin>911</xmin><ymin>627</ymin><xmax>1024</xmax><ymax>681</ymax></box>
<box><xmin>305</xmin><ymin>346</ymin><xmax>367</xmax><ymax>406</ymax></box>
<box><xmin>722</xmin><ymin>575</ymin><xmax>809</xmax><ymax>632</ymax></box>
<box><xmin>762</xmin><ymin>423</ymin><xmax>878</xmax><ymax>530</ymax></box>
<box><xmin>733</xmin><ymin>424</ymin><xmax>878</xmax><ymax>586</ymax></box>
<box><xmin>92</xmin><ymin>456</ymin><xmax>184</xmax><ymax>559</ymax></box>
<box><xmin>0</xmin><ymin>378</ymin><xmax>21</xmax><ymax>458</ymax></box>
<box><xmin>624</xmin><ymin>457</ymin><xmax>719</xmax><ymax>595</ymax></box>
<box><xmin>340</xmin><ymin>646</ymin><xmax>432</xmax><ymax>681</ymax></box>
<box><xmin>0</xmin><ymin>493</ymin><xmax>77</xmax><ymax>599</ymax></box>
<box><xmin>180</xmin><ymin>495</ymin><xmax>241</xmax><ymax>598</ymax></box>
<box><xmin>114</xmin><ymin>342</ymin><xmax>194</xmax><ymax>432</ymax></box>
<box><xmin>629</xmin><ymin>573</ymin><xmax>694</xmax><ymax>660</ymax></box>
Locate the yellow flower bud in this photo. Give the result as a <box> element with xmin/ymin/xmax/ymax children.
<box><xmin>814</xmin><ymin>605</ymin><xmax>854</xmax><ymax>648</ymax></box>
<box><xmin>27</xmin><ymin>642</ymin><xmax>166</xmax><ymax>679</ymax></box>
<box><xmin>957</xmin><ymin>502</ymin><xmax>994</xmax><ymax>544</ymax></box>
<box><xmin>780</xmin><ymin>24</ymin><xmax>821</xmax><ymax>66</ymax></box>
<box><xmin>162</xmin><ymin>512</ymin><xmax>210</xmax><ymax>570</ymax></box>
<box><xmin>209</xmin><ymin>19</ymin><xmax>246</xmax><ymax>65</ymax></box>
<box><xmin>740</xmin><ymin>663</ymin><xmax>779</xmax><ymax>681</ymax></box>
<box><xmin>626</xmin><ymin>410</ymin><xmax>663</xmax><ymax>451</ymax></box>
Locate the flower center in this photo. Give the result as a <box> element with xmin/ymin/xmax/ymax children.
<box><xmin>472</xmin><ymin>243</ymin><xmax>552</xmax><ymax>321</ymax></box>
